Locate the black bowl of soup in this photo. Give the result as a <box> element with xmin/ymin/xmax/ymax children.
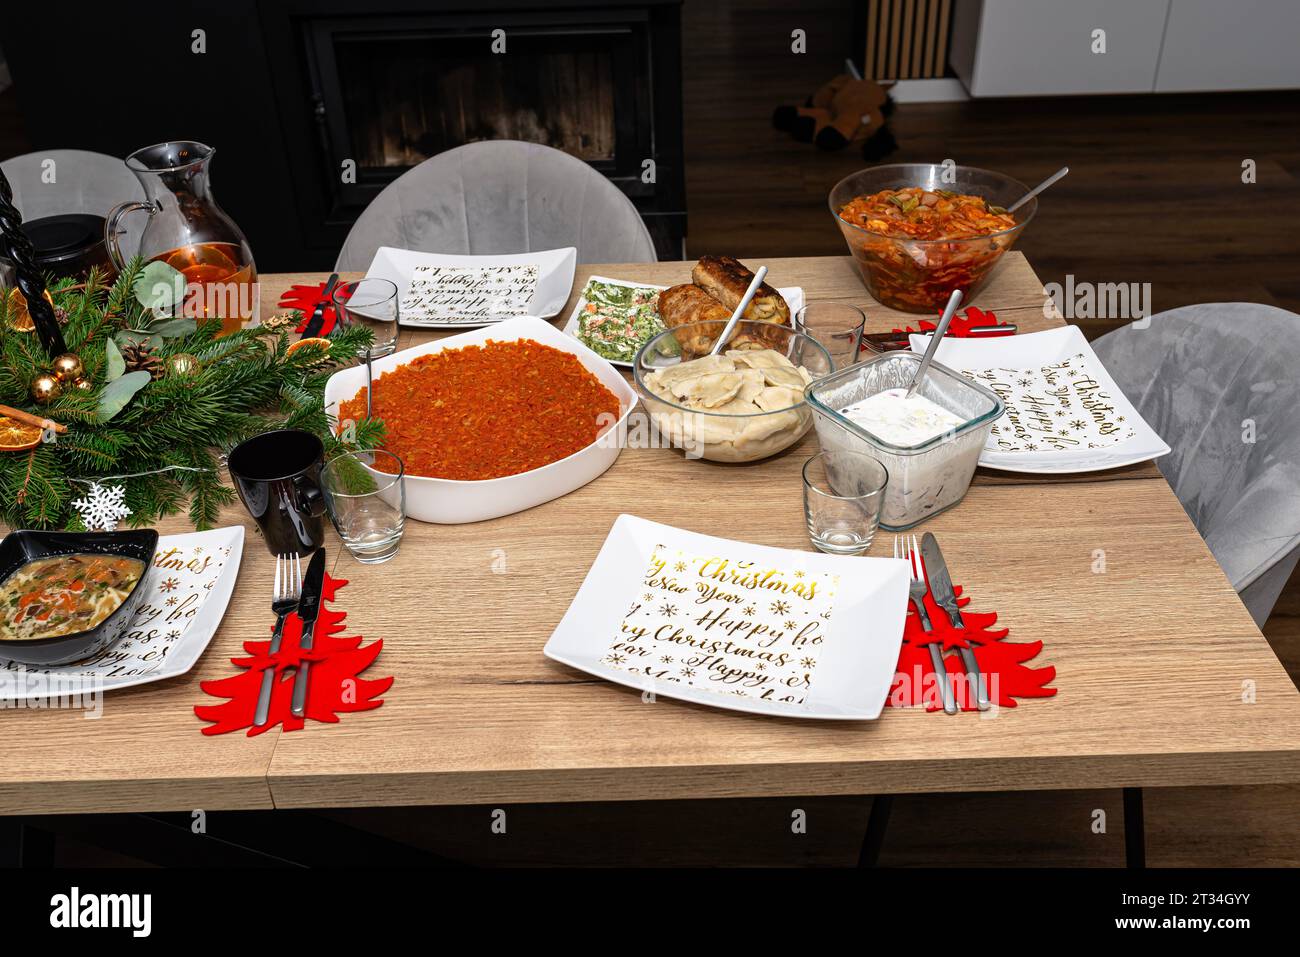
<box><xmin>0</xmin><ymin>529</ymin><xmax>158</xmax><ymax>666</ymax></box>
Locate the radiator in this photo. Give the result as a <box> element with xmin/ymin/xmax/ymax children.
<box><xmin>862</xmin><ymin>0</ymin><xmax>954</xmax><ymax>80</ymax></box>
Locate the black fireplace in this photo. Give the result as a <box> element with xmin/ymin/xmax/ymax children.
<box><xmin>3</xmin><ymin>0</ymin><xmax>686</xmax><ymax>269</ymax></box>
<box><xmin>264</xmin><ymin>0</ymin><xmax>686</xmax><ymax>261</ymax></box>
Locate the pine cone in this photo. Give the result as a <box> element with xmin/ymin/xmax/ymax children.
<box><xmin>121</xmin><ymin>340</ymin><xmax>163</xmax><ymax>380</ymax></box>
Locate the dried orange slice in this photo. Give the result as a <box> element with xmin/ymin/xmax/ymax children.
<box><xmin>4</xmin><ymin>287</ymin><xmax>55</xmax><ymax>333</ymax></box>
<box><xmin>0</xmin><ymin>415</ymin><xmax>43</xmax><ymax>451</ymax></box>
<box><xmin>287</xmin><ymin>336</ymin><xmax>332</xmax><ymax>356</ymax></box>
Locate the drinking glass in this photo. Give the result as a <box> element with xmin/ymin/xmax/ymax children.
<box><xmin>332</xmin><ymin>278</ymin><xmax>399</xmax><ymax>358</ymax></box>
<box><xmin>795</xmin><ymin>302</ymin><xmax>867</xmax><ymax>370</ymax></box>
<box><xmin>802</xmin><ymin>450</ymin><xmax>888</xmax><ymax>555</ymax></box>
<box><xmin>320</xmin><ymin>449</ymin><xmax>406</xmax><ymax>564</ymax></box>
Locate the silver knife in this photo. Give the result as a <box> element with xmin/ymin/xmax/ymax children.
<box><xmin>289</xmin><ymin>548</ymin><xmax>327</xmax><ymax>718</ymax></box>
<box><xmin>920</xmin><ymin>533</ymin><xmax>989</xmax><ymax>711</ymax></box>
<box><xmin>302</xmin><ymin>273</ymin><xmax>338</xmax><ymax>338</ymax></box>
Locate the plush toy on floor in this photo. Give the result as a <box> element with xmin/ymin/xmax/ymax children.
<box><xmin>772</xmin><ymin>65</ymin><xmax>898</xmax><ymax>161</ymax></box>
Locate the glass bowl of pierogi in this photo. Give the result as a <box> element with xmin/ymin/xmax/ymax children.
<box><xmin>633</xmin><ymin>321</ymin><xmax>833</xmax><ymax>463</ymax></box>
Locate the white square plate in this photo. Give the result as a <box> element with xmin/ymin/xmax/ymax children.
<box><xmin>909</xmin><ymin>326</ymin><xmax>1170</xmax><ymax>474</ymax></box>
<box><xmin>0</xmin><ymin>526</ymin><xmax>245</xmax><ymax>702</ymax></box>
<box><xmin>544</xmin><ymin>515</ymin><xmax>909</xmax><ymax>720</ymax></box>
<box><xmin>561</xmin><ymin>275</ymin><xmax>805</xmax><ymax>368</ymax></box>
<box><xmin>364</xmin><ymin>246</ymin><xmax>577</xmax><ymax>327</ymax></box>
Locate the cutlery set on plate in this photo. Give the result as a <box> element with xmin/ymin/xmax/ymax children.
<box><xmin>894</xmin><ymin>532</ymin><xmax>989</xmax><ymax>714</ymax></box>
<box><xmin>253</xmin><ymin>547</ymin><xmax>327</xmax><ymax>726</ymax></box>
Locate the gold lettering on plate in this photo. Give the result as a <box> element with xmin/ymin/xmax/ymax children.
<box><xmin>601</xmin><ymin>547</ymin><xmax>840</xmax><ymax>707</ymax></box>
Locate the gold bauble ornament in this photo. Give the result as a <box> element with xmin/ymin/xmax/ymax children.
<box><xmin>71</xmin><ymin>377</ymin><xmax>95</xmax><ymax>393</ymax></box>
<box><xmin>167</xmin><ymin>352</ymin><xmax>200</xmax><ymax>377</ymax></box>
<box><xmin>30</xmin><ymin>373</ymin><xmax>62</xmax><ymax>404</ymax></box>
<box><xmin>51</xmin><ymin>352</ymin><xmax>85</xmax><ymax>382</ymax></box>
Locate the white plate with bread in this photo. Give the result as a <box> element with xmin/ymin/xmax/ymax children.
<box><xmin>563</xmin><ymin>256</ymin><xmax>804</xmax><ymax>368</ymax></box>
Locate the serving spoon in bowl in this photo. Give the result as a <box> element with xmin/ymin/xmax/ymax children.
<box><xmin>1008</xmin><ymin>165</ymin><xmax>1069</xmax><ymax>214</ymax></box>
<box><xmin>905</xmin><ymin>289</ymin><xmax>963</xmax><ymax>399</ymax></box>
<box><xmin>708</xmin><ymin>265</ymin><xmax>769</xmax><ymax>356</ymax></box>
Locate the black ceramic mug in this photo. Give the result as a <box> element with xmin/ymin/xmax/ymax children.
<box><xmin>227</xmin><ymin>429</ymin><xmax>326</xmax><ymax>556</ymax></box>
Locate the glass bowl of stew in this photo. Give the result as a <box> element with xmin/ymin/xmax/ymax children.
<box><xmin>829</xmin><ymin>164</ymin><xmax>1036</xmax><ymax>314</ymax></box>
<box><xmin>0</xmin><ymin>529</ymin><xmax>158</xmax><ymax>666</ymax></box>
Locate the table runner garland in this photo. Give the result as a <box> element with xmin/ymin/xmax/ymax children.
<box><xmin>0</xmin><ymin>170</ymin><xmax>382</xmax><ymax>531</ymax></box>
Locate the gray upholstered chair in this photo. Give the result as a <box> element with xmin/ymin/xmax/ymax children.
<box><xmin>1092</xmin><ymin>303</ymin><xmax>1300</xmax><ymax>626</ymax></box>
<box><xmin>0</xmin><ymin>148</ymin><xmax>146</xmax><ymax>253</ymax></box>
<box><xmin>335</xmin><ymin>140</ymin><xmax>657</xmax><ymax>271</ymax></box>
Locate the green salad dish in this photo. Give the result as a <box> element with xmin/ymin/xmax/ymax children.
<box><xmin>573</xmin><ymin>278</ymin><xmax>665</xmax><ymax>362</ymax></box>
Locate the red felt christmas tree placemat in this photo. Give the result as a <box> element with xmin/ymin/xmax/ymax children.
<box><xmin>887</xmin><ymin>576</ymin><xmax>1056</xmax><ymax>712</ymax></box>
<box><xmin>893</xmin><ymin>304</ymin><xmax>1014</xmax><ymax>337</ymax></box>
<box><xmin>859</xmin><ymin>306</ymin><xmax>1014</xmax><ymax>354</ymax></box>
<box><xmin>195</xmin><ymin>574</ymin><xmax>392</xmax><ymax>735</ymax></box>
<box><xmin>276</xmin><ymin>283</ymin><xmax>341</xmax><ymax>335</ymax></box>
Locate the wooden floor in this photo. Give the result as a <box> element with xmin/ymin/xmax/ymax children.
<box><xmin>7</xmin><ymin>0</ymin><xmax>1300</xmax><ymax>866</ymax></box>
<box><xmin>680</xmin><ymin>1</ymin><xmax>1300</xmax><ymax>337</ymax></box>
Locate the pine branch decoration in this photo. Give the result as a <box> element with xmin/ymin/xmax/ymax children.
<box><xmin>0</xmin><ymin>260</ymin><xmax>382</xmax><ymax>530</ymax></box>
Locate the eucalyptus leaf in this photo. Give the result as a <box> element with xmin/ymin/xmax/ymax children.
<box><xmin>96</xmin><ymin>371</ymin><xmax>152</xmax><ymax>422</ymax></box>
<box><xmin>133</xmin><ymin>260</ymin><xmax>186</xmax><ymax>314</ymax></box>
<box><xmin>104</xmin><ymin>338</ymin><xmax>125</xmax><ymax>381</ymax></box>
<box><xmin>151</xmin><ymin>318</ymin><xmax>198</xmax><ymax>338</ymax></box>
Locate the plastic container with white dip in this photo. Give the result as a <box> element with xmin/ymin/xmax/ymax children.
<box><xmin>805</xmin><ymin>351</ymin><xmax>1004</xmax><ymax>530</ymax></box>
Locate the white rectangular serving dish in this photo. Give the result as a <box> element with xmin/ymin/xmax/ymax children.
<box><xmin>364</xmin><ymin>246</ymin><xmax>577</xmax><ymax>327</ymax></box>
<box><xmin>324</xmin><ymin>315</ymin><xmax>637</xmax><ymax>524</ymax></box>
<box><xmin>544</xmin><ymin>515</ymin><xmax>910</xmax><ymax>720</ymax></box>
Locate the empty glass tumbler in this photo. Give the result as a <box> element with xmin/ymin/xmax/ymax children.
<box><xmin>802</xmin><ymin>450</ymin><xmax>888</xmax><ymax>555</ymax></box>
<box><xmin>321</xmin><ymin>449</ymin><xmax>406</xmax><ymax>564</ymax></box>
<box><xmin>794</xmin><ymin>302</ymin><xmax>867</xmax><ymax>370</ymax></box>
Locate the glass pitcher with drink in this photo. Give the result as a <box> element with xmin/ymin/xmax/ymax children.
<box><xmin>106</xmin><ymin>141</ymin><xmax>257</xmax><ymax>335</ymax></box>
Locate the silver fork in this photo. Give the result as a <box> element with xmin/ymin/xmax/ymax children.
<box><xmin>254</xmin><ymin>553</ymin><xmax>302</xmax><ymax>727</ymax></box>
<box><xmin>895</xmin><ymin>534</ymin><xmax>957</xmax><ymax>714</ymax></box>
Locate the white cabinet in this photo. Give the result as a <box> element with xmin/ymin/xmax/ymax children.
<box><xmin>951</xmin><ymin>0</ymin><xmax>1171</xmax><ymax>96</ymax></box>
<box><xmin>949</xmin><ymin>0</ymin><xmax>1300</xmax><ymax>96</ymax></box>
<box><xmin>1155</xmin><ymin>0</ymin><xmax>1300</xmax><ymax>92</ymax></box>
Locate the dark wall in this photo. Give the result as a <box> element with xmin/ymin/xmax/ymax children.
<box><xmin>5</xmin><ymin>5</ymin><xmax>312</xmax><ymax>270</ymax></box>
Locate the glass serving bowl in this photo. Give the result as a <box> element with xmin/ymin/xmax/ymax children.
<box><xmin>805</xmin><ymin>351</ymin><xmax>1005</xmax><ymax>529</ymax></box>
<box><xmin>633</xmin><ymin>320</ymin><xmax>833</xmax><ymax>463</ymax></box>
<box><xmin>829</xmin><ymin>163</ymin><xmax>1036</xmax><ymax>313</ymax></box>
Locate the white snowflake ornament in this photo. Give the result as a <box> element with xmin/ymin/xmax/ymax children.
<box><xmin>72</xmin><ymin>482</ymin><xmax>133</xmax><ymax>532</ymax></box>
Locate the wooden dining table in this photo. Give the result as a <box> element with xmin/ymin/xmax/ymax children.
<box><xmin>3</xmin><ymin>252</ymin><xmax>1300</xmax><ymax>822</ymax></box>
